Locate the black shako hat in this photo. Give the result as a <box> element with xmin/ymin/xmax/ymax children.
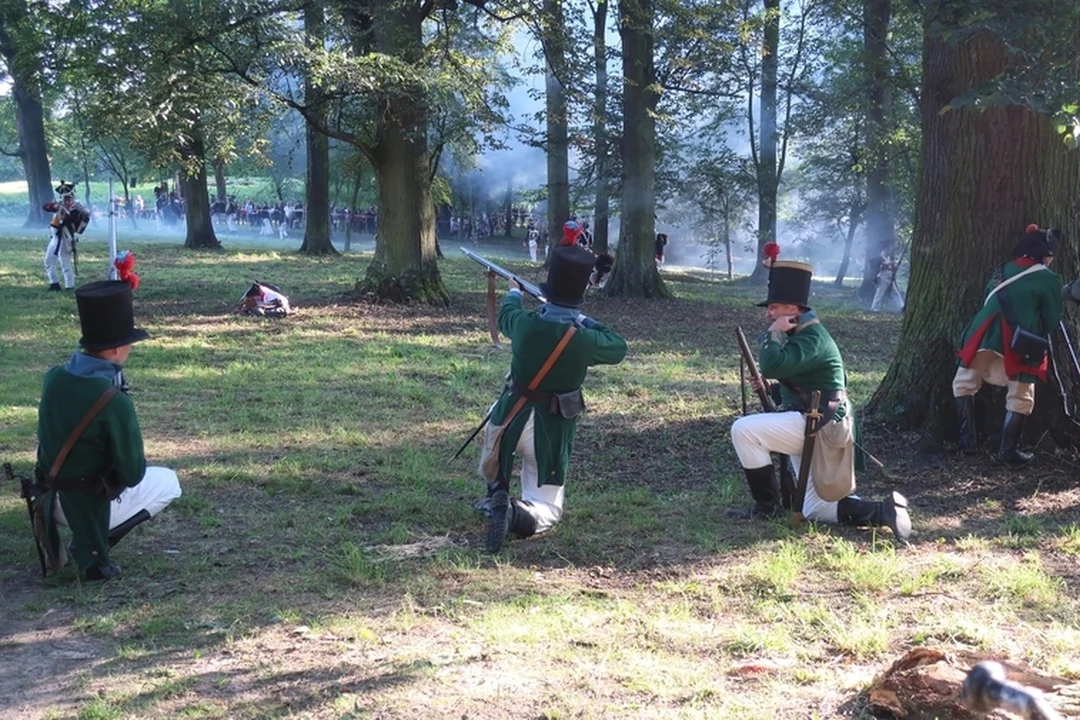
<box><xmin>756</xmin><ymin>259</ymin><xmax>814</xmax><ymax>309</ymax></box>
<box><xmin>1011</xmin><ymin>224</ymin><xmax>1061</xmax><ymax>261</ymax></box>
<box><xmin>541</xmin><ymin>244</ymin><xmax>595</xmax><ymax>308</ymax></box>
<box><xmin>76</xmin><ymin>280</ymin><xmax>150</xmax><ymax>351</ymax></box>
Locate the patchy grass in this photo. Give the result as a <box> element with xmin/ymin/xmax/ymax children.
<box><xmin>2</xmin><ymin>235</ymin><xmax>1079</xmax><ymax>719</ymax></box>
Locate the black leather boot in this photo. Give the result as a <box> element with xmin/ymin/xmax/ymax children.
<box><xmin>955</xmin><ymin>396</ymin><xmax>977</xmax><ymax>455</ymax></box>
<box><xmin>508</xmin><ymin>501</ymin><xmax>539</xmax><ymax>539</ymax></box>
<box><xmin>726</xmin><ymin>466</ymin><xmax>782</xmax><ymax>519</ymax></box>
<box><xmin>999</xmin><ymin>411</ymin><xmax>1034</xmax><ymax>464</ymax></box>
<box><xmin>838</xmin><ymin>492</ymin><xmax>911</xmax><ymax>544</ymax></box>
<box><xmin>83</xmin><ymin>562</ymin><xmax>122</xmax><ymax>582</ymax></box>
<box><xmin>485</xmin><ymin>485</ymin><xmax>511</xmax><ymax>553</ymax></box>
<box><xmin>108</xmin><ymin>510</ymin><xmax>151</xmax><ymax>548</ymax></box>
<box><xmin>47</xmin><ymin>282</ymin><xmax>61</xmax><ymax>292</ymax></box>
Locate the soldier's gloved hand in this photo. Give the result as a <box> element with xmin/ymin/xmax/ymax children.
<box><xmin>575</xmin><ymin>313</ymin><xmax>599</xmax><ymax>329</ymax></box>
<box><xmin>1064</xmin><ymin>279</ymin><xmax>1080</xmax><ymax>303</ymax></box>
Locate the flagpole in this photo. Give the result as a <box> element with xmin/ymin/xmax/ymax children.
<box><xmin>108</xmin><ymin>177</ymin><xmax>118</xmax><ymax>279</ymax></box>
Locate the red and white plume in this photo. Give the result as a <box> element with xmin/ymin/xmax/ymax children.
<box><xmin>763</xmin><ymin>242</ymin><xmax>781</xmax><ymax>267</ymax></box>
<box><xmin>114</xmin><ymin>250</ymin><xmax>140</xmax><ymax>290</ymax></box>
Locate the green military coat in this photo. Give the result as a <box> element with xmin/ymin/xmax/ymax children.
<box><xmin>957</xmin><ymin>259</ymin><xmax>1062</xmax><ymax>383</ymax></box>
<box><xmin>37</xmin><ymin>366</ymin><xmax>146</xmax><ymax>574</ymax></box>
<box><xmin>491</xmin><ymin>293</ymin><xmax>627</xmax><ymax>487</ymax></box>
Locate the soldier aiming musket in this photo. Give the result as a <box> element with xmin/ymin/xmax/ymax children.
<box><xmin>460</xmin><ymin>244</ymin><xmax>626</xmax><ymax>553</ymax></box>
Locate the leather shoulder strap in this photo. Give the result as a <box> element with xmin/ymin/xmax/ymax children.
<box><xmin>502</xmin><ymin>325</ymin><xmax>578</xmax><ymax>426</ymax></box>
<box><xmin>47</xmin><ymin>386</ymin><xmax>120</xmax><ymax>481</ymax></box>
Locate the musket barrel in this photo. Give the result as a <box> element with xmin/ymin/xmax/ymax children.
<box><xmin>460</xmin><ymin>247</ymin><xmax>546</xmax><ymax>301</ymax></box>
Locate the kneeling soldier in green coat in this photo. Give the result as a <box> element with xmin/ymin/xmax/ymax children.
<box><xmin>33</xmin><ymin>280</ymin><xmax>182</xmax><ymax>581</ymax></box>
<box><xmin>478</xmin><ymin>245</ymin><xmax>628</xmax><ymax>553</ymax></box>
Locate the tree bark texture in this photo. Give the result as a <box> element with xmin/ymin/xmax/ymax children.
<box><xmin>592</xmin><ymin>0</ymin><xmax>610</xmax><ymax>255</ymax></box>
<box><xmin>860</xmin><ymin>0</ymin><xmax>896</xmax><ymax>299</ymax></box>
<box><xmin>212</xmin><ymin>158</ymin><xmax>227</xmax><ymax>202</ymax></box>
<box><xmin>867</xmin><ymin>24</ymin><xmax>1080</xmax><ymax>450</ymax></box>
<box><xmin>605</xmin><ymin>0</ymin><xmax>670</xmax><ymax>298</ymax></box>
<box><xmin>355</xmin><ymin>0</ymin><xmax>447</xmax><ymax>304</ymax></box>
<box><xmin>748</xmin><ymin>0</ymin><xmax>780</xmax><ymax>284</ymax></box>
<box><xmin>181</xmin><ymin>128</ymin><xmax>222</xmax><ymax>250</ymax></box>
<box><xmin>0</xmin><ymin>5</ymin><xmax>53</xmax><ymax>228</ymax></box>
<box><xmin>544</xmin><ymin>0</ymin><xmax>570</xmax><ymax>254</ymax></box>
<box><xmin>299</xmin><ymin>1</ymin><xmax>336</xmax><ymax>255</ymax></box>
<box><xmin>834</xmin><ymin>207</ymin><xmax>860</xmax><ymax>287</ymax></box>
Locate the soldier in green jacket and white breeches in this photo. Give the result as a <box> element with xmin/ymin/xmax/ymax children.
<box><xmin>953</xmin><ymin>225</ymin><xmax>1063</xmax><ymax>464</ymax></box>
<box><xmin>727</xmin><ymin>252</ymin><xmax>911</xmax><ymax>544</ymax></box>
<box><xmin>33</xmin><ymin>280</ymin><xmax>181</xmax><ymax>581</ymax></box>
<box><xmin>478</xmin><ymin>244</ymin><xmax>627</xmax><ymax>553</ymax></box>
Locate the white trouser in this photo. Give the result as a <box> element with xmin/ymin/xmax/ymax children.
<box><xmin>261</xmin><ymin>218</ymin><xmax>272</xmax><ymax>235</ymax></box>
<box><xmin>511</xmin><ymin>410</ymin><xmax>565</xmax><ymax>533</ymax></box>
<box><xmin>731</xmin><ymin>412</ymin><xmax>839</xmax><ymax>523</ymax></box>
<box><xmin>952</xmin><ymin>349</ymin><xmax>1035</xmax><ymax>414</ymax></box>
<box><xmin>528</xmin><ymin>241</ymin><xmax>538</xmax><ymax>262</ymax></box>
<box><xmin>278</xmin><ymin>222</ymin><xmax>288</xmax><ymax>239</ymax></box>
<box><xmin>871</xmin><ymin>272</ymin><xmax>904</xmax><ymax>311</ymax></box>
<box><xmin>54</xmin><ymin>467</ymin><xmax>182</xmax><ymax>530</ymax></box>
<box><xmin>44</xmin><ymin>232</ymin><xmax>74</xmax><ymax>287</ymax></box>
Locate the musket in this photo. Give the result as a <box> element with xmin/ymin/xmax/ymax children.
<box><xmin>735</xmin><ymin>327</ymin><xmax>797</xmax><ymax>509</ymax></box>
<box><xmin>962</xmin><ymin>662</ymin><xmax>1063</xmax><ymax>720</ymax></box>
<box><xmin>460</xmin><ymin>247</ymin><xmax>546</xmax><ymax>302</ymax></box>
<box><xmin>4</xmin><ymin>462</ymin><xmax>47</xmax><ymax>577</ymax></box>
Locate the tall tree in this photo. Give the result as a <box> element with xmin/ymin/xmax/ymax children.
<box><xmin>859</xmin><ymin>0</ymin><xmax>896</xmax><ymax>298</ymax></box>
<box><xmin>749</xmin><ymin>0</ymin><xmax>780</xmax><ymax>283</ymax></box>
<box><xmin>299</xmin><ymin>0</ymin><xmax>335</xmax><ymax>255</ymax></box>
<box><xmin>0</xmin><ymin>0</ymin><xmax>52</xmax><ymax>226</ymax></box>
<box><xmin>213</xmin><ymin>0</ymin><xmax>512</xmax><ymax>303</ymax></box>
<box><xmin>543</xmin><ymin>0</ymin><xmax>571</xmax><ymax>254</ymax></box>
<box><xmin>590</xmin><ymin>0</ymin><xmax>611</xmax><ymax>254</ymax></box>
<box><xmin>605</xmin><ymin>0</ymin><xmax>670</xmax><ymax>297</ymax></box>
<box><xmin>869</xmin><ymin>3</ymin><xmax>1080</xmax><ymax>448</ymax></box>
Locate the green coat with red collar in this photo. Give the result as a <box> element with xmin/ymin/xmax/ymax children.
<box><xmin>957</xmin><ymin>259</ymin><xmax>1062</xmax><ymax>383</ymax></box>
<box><xmin>491</xmin><ymin>293</ymin><xmax>627</xmax><ymax>487</ymax></box>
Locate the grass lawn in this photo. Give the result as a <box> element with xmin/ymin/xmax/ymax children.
<box><xmin>1</xmin><ymin>231</ymin><xmax>1078</xmax><ymax>719</ymax></box>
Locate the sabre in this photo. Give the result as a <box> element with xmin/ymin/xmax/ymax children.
<box><xmin>4</xmin><ymin>462</ymin><xmax>48</xmax><ymax>577</ymax></box>
<box><xmin>793</xmin><ymin>390</ymin><xmax>822</xmax><ymax>528</ymax></box>
<box><xmin>962</xmin><ymin>662</ymin><xmax>1063</xmax><ymax>720</ymax></box>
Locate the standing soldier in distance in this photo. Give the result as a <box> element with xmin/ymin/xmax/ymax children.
<box><xmin>43</xmin><ymin>181</ymin><xmax>89</xmax><ymax>292</ymax></box>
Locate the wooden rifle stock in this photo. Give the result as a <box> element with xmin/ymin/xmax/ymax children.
<box><xmin>736</xmin><ymin>327</ymin><xmax>776</xmax><ymax>412</ymax></box>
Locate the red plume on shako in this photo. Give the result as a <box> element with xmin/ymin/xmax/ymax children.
<box><xmin>763</xmin><ymin>242</ymin><xmax>781</xmax><ymax>266</ymax></box>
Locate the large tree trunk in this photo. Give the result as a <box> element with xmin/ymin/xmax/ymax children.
<box><xmin>298</xmin><ymin>2</ymin><xmax>336</xmax><ymax>255</ymax></box>
<box><xmin>605</xmin><ymin>0</ymin><xmax>669</xmax><ymax>298</ymax></box>
<box><xmin>834</xmin><ymin>208</ymin><xmax>860</xmax><ymax>287</ymax></box>
<box><xmin>356</xmin><ymin>1</ymin><xmax>447</xmax><ymax>304</ymax></box>
<box><xmin>867</xmin><ymin>20</ymin><xmax>1080</xmax><ymax>450</ymax></box>
<box><xmin>0</xmin><ymin>6</ymin><xmax>54</xmax><ymax>229</ymax></box>
<box><xmin>544</xmin><ymin>0</ymin><xmax>570</xmax><ymax>254</ymax></box>
<box><xmin>860</xmin><ymin>0</ymin><xmax>896</xmax><ymax>299</ymax></box>
<box><xmin>748</xmin><ymin>0</ymin><xmax>780</xmax><ymax>284</ymax></box>
<box><xmin>212</xmin><ymin>158</ymin><xmax>227</xmax><ymax>202</ymax></box>
<box><xmin>181</xmin><ymin>128</ymin><xmax>222</xmax><ymax>249</ymax></box>
<box><xmin>592</xmin><ymin>0</ymin><xmax>610</xmax><ymax>255</ymax></box>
